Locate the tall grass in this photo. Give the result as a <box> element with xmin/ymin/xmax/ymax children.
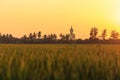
<box><xmin>0</xmin><ymin>44</ymin><xmax>120</xmax><ymax>80</ymax></box>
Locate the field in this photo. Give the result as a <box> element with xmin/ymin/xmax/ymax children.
<box><xmin>0</xmin><ymin>44</ymin><xmax>120</xmax><ymax>80</ymax></box>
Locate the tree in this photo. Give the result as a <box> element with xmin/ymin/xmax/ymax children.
<box><xmin>29</xmin><ymin>33</ymin><xmax>33</xmax><ymax>39</ymax></box>
<box><xmin>59</xmin><ymin>34</ymin><xmax>67</xmax><ymax>40</ymax></box>
<box><xmin>59</xmin><ymin>33</ymin><xmax>63</xmax><ymax>40</ymax></box>
<box><xmin>38</xmin><ymin>31</ymin><xmax>41</xmax><ymax>39</ymax></box>
<box><xmin>101</xmin><ymin>29</ymin><xmax>107</xmax><ymax>40</ymax></box>
<box><xmin>21</xmin><ymin>35</ymin><xmax>27</xmax><ymax>43</ymax></box>
<box><xmin>33</xmin><ymin>32</ymin><xmax>36</xmax><ymax>39</ymax></box>
<box><xmin>53</xmin><ymin>34</ymin><xmax>57</xmax><ymax>40</ymax></box>
<box><xmin>0</xmin><ymin>33</ymin><xmax>1</xmax><ymax>38</ymax></box>
<box><xmin>62</xmin><ymin>35</ymin><xmax>66</xmax><ymax>40</ymax></box>
<box><xmin>43</xmin><ymin>34</ymin><xmax>47</xmax><ymax>40</ymax></box>
<box><xmin>21</xmin><ymin>35</ymin><xmax>27</xmax><ymax>40</ymax></box>
<box><xmin>6</xmin><ymin>34</ymin><xmax>9</xmax><ymax>38</ymax></box>
<box><xmin>48</xmin><ymin>34</ymin><xmax>52</xmax><ymax>40</ymax></box>
<box><xmin>89</xmin><ymin>27</ymin><xmax>98</xmax><ymax>39</ymax></box>
<box><xmin>47</xmin><ymin>34</ymin><xmax>57</xmax><ymax>40</ymax></box>
<box><xmin>65</xmin><ymin>34</ymin><xmax>69</xmax><ymax>40</ymax></box>
<box><xmin>2</xmin><ymin>34</ymin><xmax>6</xmax><ymax>38</ymax></box>
<box><xmin>9</xmin><ymin>34</ymin><xmax>13</xmax><ymax>38</ymax></box>
<box><xmin>111</xmin><ymin>30</ymin><xmax>119</xmax><ymax>40</ymax></box>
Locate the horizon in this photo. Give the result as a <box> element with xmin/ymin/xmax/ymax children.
<box><xmin>1</xmin><ymin>0</ymin><xmax>120</xmax><ymax>39</ymax></box>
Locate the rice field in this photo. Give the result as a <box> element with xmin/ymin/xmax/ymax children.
<box><xmin>0</xmin><ymin>44</ymin><xmax>120</xmax><ymax>80</ymax></box>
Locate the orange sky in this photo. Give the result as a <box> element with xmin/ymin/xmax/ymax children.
<box><xmin>0</xmin><ymin>0</ymin><xmax>120</xmax><ymax>39</ymax></box>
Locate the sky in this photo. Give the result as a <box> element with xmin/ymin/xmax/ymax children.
<box><xmin>0</xmin><ymin>0</ymin><xmax>120</xmax><ymax>39</ymax></box>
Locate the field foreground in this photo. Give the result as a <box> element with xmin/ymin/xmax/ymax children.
<box><xmin>0</xmin><ymin>44</ymin><xmax>120</xmax><ymax>80</ymax></box>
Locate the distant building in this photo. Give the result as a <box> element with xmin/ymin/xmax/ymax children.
<box><xmin>69</xmin><ymin>26</ymin><xmax>75</xmax><ymax>40</ymax></box>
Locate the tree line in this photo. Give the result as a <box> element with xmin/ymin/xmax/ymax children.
<box><xmin>0</xmin><ymin>27</ymin><xmax>120</xmax><ymax>44</ymax></box>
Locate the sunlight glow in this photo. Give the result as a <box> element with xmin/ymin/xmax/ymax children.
<box><xmin>115</xmin><ymin>10</ymin><xmax>120</xmax><ymax>23</ymax></box>
<box><xmin>1</xmin><ymin>0</ymin><xmax>120</xmax><ymax>39</ymax></box>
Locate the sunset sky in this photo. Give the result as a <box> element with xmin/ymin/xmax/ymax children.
<box><xmin>0</xmin><ymin>0</ymin><xmax>120</xmax><ymax>39</ymax></box>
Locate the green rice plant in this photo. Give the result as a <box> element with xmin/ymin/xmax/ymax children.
<box><xmin>0</xmin><ymin>44</ymin><xmax>119</xmax><ymax>80</ymax></box>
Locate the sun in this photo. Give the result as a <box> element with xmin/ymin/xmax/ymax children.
<box><xmin>114</xmin><ymin>9</ymin><xmax>120</xmax><ymax>24</ymax></box>
<box><xmin>111</xmin><ymin>0</ymin><xmax>120</xmax><ymax>25</ymax></box>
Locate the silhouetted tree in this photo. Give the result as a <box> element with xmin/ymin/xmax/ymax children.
<box><xmin>21</xmin><ymin>35</ymin><xmax>27</xmax><ymax>40</ymax></box>
<box><xmin>62</xmin><ymin>35</ymin><xmax>66</xmax><ymax>40</ymax></box>
<box><xmin>111</xmin><ymin>30</ymin><xmax>119</xmax><ymax>40</ymax></box>
<box><xmin>2</xmin><ymin>34</ymin><xmax>6</xmax><ymax>38</ymax></box>
<box><xmin>9</xmin><ymin>34</ymin><xmax>13</xmax><ymax>38</ymax></box>
<box><xmin>2</xmin><ymin>28</ymin><xmax>120</xmax><ymax>44</ymax></box>
<box><xmin>43</xmin><ymin>34</ymin><xmax>47</xmax><ymax>40</ymax></box>
<box><xmin>0</xmin><ymin>33</ymin><xmax>1</xmax><ymax>37</ymax></box>
<box><xmin>38</xmin><ymin>31</ymin><xmax>41</xmax><ymax>39</ymax></box>
<box><xmin>47</xmin><ymin>34</ymin><xmax>51</xmax><ymax>40</ymax></box>
<box><xmin>65</xmin><ymin>34</ymin><xmax>69</xmax><ymax>40</ymax></box>
<box><xmin>53</xmin><ymin>34</ymin><xmax>57</xmax><ymax>40</ymax></box>
<box><xmin>60</xmin><ymin>33</ymin><xmax>63</xmax><ymax>40</ymax></box>
<box><xmin>89</xmin><ymin>27</ymin><xmax>98</xmax><ymax>39</ymax></box>
<box><xmin>29</xmin><ymin>33</ymin><xmax>33</xmax><ymax>39</ymax></box>
<box><xmin>101</xmin><ymin>29</ymin><xmax>107</xmax><ymax>40</ymax></box>
<box><xmin>21</xmin><ymin>35</ymin><xmax>27</xmax><ymax>43</ymax></box>
<box><xmin>6</xmin><ymin>34</ymin><xmax>9</xmax><ymax>38</ymax></box>
<box><xmin>59</xmin><ymin>34</ymin><xmax>69</xmax><ymax>40</ymax></box>
<box><xmin>33</xmin><ymin>32</ymin><xmax>36</xmax><ymax>39</ymax></box>
<box><xmin>47</xmin><ymin>34</ymin><xmax>57</xmax><ymax>40</ymax></box>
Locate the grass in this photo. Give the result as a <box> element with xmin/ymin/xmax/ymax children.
<box><xmin>0</xmin><ymin>44</ymin><xmax>120</xmax><ymax>80</ymax></box>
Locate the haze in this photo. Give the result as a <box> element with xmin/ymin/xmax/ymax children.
<box><xmin>0</xmin><ymin>0</ymin><xmax>120</xmax><ymax>39</ymax></box>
